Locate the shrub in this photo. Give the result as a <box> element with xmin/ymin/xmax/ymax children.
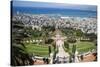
<box><xmin>64</xmin><ymin>42</ymin><xmax>69</xmax><ymax>49</ymax></box>
<box><xmin>67</xmin><ymin>37</ymin><xmax>76</xmax><ymax>43</ymax></box>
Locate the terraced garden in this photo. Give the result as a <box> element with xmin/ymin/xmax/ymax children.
<box><xmin>64</xmin><ymin>41</ymin><xmax>96</xmax><ymax>54</ymax></box>
<box><xmin>25</xmin><ymin>44</ymin><xmax>53</xmax><ymax>57</ymax></box>
<box><xmin>76</xmin><ymin>41</ymin><xmax>96</xmax><ymax>53</ymax></box>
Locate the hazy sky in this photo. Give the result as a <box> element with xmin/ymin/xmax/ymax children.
<box><xmin>12</xmin><ymin>1</ymin><xmax>97</xmax><ymax>11</ymax></box>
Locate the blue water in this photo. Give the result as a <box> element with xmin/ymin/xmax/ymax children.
<box><xmin>12</xmin><ymin>6</ymin><xmax>97</xmax><ymax>17</ymax></box>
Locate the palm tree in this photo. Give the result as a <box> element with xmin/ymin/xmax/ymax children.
<box><xmin>11</xmin><ymin>21</ymin><xmax>33</xmax><ymax>66</ymax></box>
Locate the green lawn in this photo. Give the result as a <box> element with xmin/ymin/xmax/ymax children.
<box><xmin>76</xmin><ymin>41</ymin><xmax>96</xmax><ymax>53</ymax></box>
<box><xmin>25</xmin><ymin>43</ymin><xmax>53</xmax><ymax>57</ymax></box>
<box><xmin>64</xmin><ymin>41</ymin><xmax>96</xmax><ymax>54</ymax></box>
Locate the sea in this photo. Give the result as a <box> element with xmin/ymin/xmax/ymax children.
<box><xmin>12</xmin><ymin>6</ymin><xmax>97</xmax><ymax>18</ymax></box>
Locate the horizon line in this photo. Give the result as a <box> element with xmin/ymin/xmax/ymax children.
<box><xmin>12</xmin><ymin>1</ymin><xmax>97</xmax><ymax>12</ymax></box>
